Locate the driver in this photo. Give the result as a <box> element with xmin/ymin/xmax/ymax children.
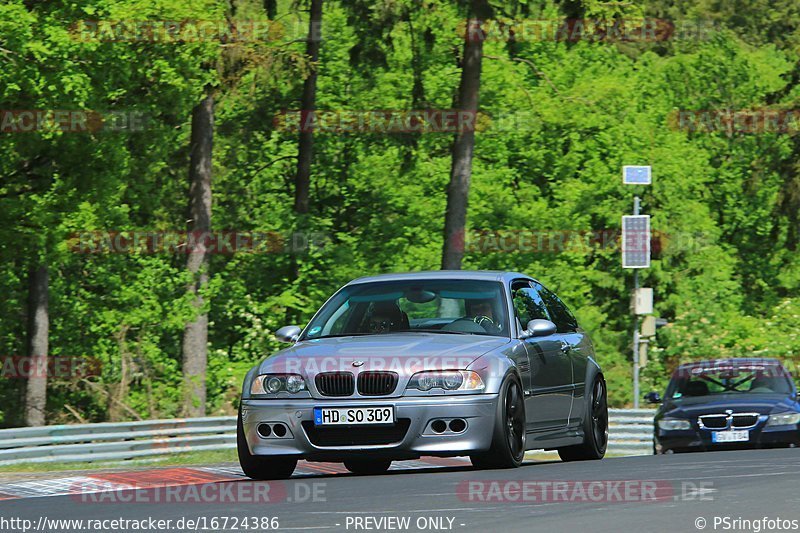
<box><xmin>465</xmin><ymin>299</ymin><xmax>501</xmax><ymax>332</ymax></box>
<box><xmin>366</xmin><ymin>301</ymin><xmax>407</xmax><ymax>333</ymax></box>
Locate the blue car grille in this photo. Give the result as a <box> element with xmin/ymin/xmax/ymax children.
<box><xmin>699</xmin><ymin>413</ymin><xmax>761</xmax><ymax>429</ymax></box>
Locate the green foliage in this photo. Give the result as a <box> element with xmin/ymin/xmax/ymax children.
<box><xmin>1</xmin><ymin>0</ymin><xmax>799</xmax><ymax>423</ymax></box>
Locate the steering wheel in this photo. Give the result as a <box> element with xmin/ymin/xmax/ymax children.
<box><xmin>472</xmin><ymin>315</ymin><xmax>495</xmax><ymax>329</ymax></box>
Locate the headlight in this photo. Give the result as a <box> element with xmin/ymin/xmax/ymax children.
<box><xmin>406</xmin><ymin>371</ymin><xmax>485</xmax><ymax>392</ymax></box>
<box><xmin>250</xmin><ymin>374</ymin><xmax>306</xmax><ymax>395</ymax></box>
<box><xmin>766</xmin><ymin>412</ymin><xmax>800</xmax><ymax>426</ymax></box>
<box><xmin>658</xmin><ymin>418</ymin><xmax>691</xmax><ymax>431</ymax></box>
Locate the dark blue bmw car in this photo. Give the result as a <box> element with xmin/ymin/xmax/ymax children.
<box><xmin>646</xmin><ymin>358</ymin><xmax>800</xmax><ymax>454</ymax></box>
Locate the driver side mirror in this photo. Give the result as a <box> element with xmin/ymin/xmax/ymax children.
<box><xmin>275</xmin><ymin>325</ymin><xmax>302</xmax><ymax>343</ymax></box>
<box><xmin>644</xmin><ymin>391</ymin><xmax>662</xmax><ymax>404</ymax></box>
<box><xmin>520</xmin><ymin>319</ymin><xmax>557</xmax><ymax>339</ymax></box>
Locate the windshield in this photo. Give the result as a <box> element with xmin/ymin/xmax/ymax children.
<box><xmin>666</xmin><ymin>363</ymin><xmax>794</xmax><ymax>398</ymax></box>
<box><xmin>301</xmin><ymin>279</ymin><xmax>510</xmax><ymax>339</ymax></box>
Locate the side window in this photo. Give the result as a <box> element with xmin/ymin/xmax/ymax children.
<box><xmin>536</xmin><ymin>283</ymin><xmax>578</xmax><ymax>333</ymax></box>
<box><xmin>512</xmin><ymin>285</ymin><xmax>551</xmax><ymax>327</ymax></box>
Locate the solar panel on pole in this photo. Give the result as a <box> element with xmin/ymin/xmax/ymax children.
<box><xmin>622</xmin><ymin>215</ymin><xmax>650</xmax><ymax>268</ymax></box>
<box><xmin>623</xmin><ymin>165</ymin><xmax>651</xmax><ymax>185</ymax></box>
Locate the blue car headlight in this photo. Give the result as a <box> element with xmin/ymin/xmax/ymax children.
<box><xmin>766</xmin><ymin>412</ymin><xmax>800</xmax><ymax>426</ymax></box>
<box><xmin>658</xmin><ymin>418</ymin><xmax>691</xmax><ymax>431</ymax></box>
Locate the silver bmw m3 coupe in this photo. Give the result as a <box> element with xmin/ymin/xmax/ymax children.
<box><xmin>237</xmin><ymin>270</ymin><xmax>608</xmax><ymax>479</ymax></box>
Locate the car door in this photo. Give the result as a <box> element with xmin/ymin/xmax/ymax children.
<box><xmin>536</xmin><ymin>283</ymin><xmax>583</xmax><ymax>424</ymax></box>
<box><xmin>511</xmin><ymin>281</ymin><xmax>572</xmax><ymax>431</ymax></box>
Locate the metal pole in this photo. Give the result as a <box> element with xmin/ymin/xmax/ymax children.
<box><xmin>632</xmin><ymin>196</ymin><xmax>640</xmax><ymax>409</ymax></box>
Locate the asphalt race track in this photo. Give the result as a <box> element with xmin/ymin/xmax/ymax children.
<box><xmin>1</xmin><ymin>449</ymin><xmax>798</xmax><ymax>532</ymax></box>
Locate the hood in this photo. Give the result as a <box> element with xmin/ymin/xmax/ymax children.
<box><xmin>257</xmin><ymin>333</ymin><xmax>512</xmax><ymax>377</ymax></box>
<box><xmin>661</xmin><ymin>393</ymin><xmax>797</xmax><ymax>418</ymax></box>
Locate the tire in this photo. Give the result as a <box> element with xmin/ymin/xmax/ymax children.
<box><xmin>237</xmin><ymin>408</ymin><xmax>297</xmax><ymax>480</ymax></box>
<box><xmin>470</xmin><ymin>375</ymin><xmax>526</xmax><ymax>469</ymax></box>
<box><xmin>343</xmin><ymin>459</ymin><xmax>392</xmax><ymax>475</ymax></box>
<box><xmin>557</xmin><ymin>376</ymin><xmax>608</xmax><ymax>462</ymax></box>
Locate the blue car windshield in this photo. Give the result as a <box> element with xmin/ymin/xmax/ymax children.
<box><xmin>666</xmin><ymin>364</ymin><xmax>794</xmax><ymax>398</ymax></box>
<box><xmin>301</xmin><ymin>279</ymin><xmax>510</xmax><ymax>339</ymax></box>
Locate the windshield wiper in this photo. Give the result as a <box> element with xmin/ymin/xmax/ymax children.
<box><xmin>310</xmin><ymin>333</ymin><xmax>374</xmax><ymax>339</ymax></box>
<box><xmin>392</xmin><ymin>329</ymin><xmax>476</xmax><ymax>335</ymax></box>
<box><xmin>311</xmin><ymin>329</ymin><xmax>479</xmax><ymax>339</ymax></box>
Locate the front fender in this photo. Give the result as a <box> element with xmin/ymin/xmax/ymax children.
<box><xmin>573</xmin><ymin>357</ymin><xmax>603</xmax><ymax>425</ymax></box>
<box><xmin>468</xmin><ymin>352</ymin><xmax>521</xmax><ymax>395</ymax></box>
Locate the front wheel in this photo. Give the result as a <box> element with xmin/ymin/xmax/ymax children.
<box><xmin>343</xmin><ymin>459</ymin><xmax>392</xmax><ymax>475</ymax></box>
<box><xmin>470</xmin><ymin>375</ymin><xmax>526</xmax><ymax>469</ymax></box>
<box><xmin>237</xmin><ymin>409</ymin><xmax>297</xmax><ymax>480</ymax></box>
<box><xmin>557</xmin><ymin>376</ymin><xmax>608</xmax><ymax>462</ymax></box>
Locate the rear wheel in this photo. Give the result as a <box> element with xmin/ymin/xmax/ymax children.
<box><xmin>557</xmin><ymin>376</ymin><xmax>608</xmax><ymax>462</ymax></box>
<box><xmin>237</xmin><ymin>409</ymin><xmax>297</xmax><ymax>480</ymax></box>
<box><xmin>470</xmin><ymin>375</ymin><xmax>526</xmax><ymax>469</ymax></box>
<box><xmin>343</xmin><ymin>459</ymin><xmax>392</xmax><ymax>475</ymax></box>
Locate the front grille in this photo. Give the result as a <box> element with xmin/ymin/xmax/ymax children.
<box><xmin>357</xmin><ymin>371</ymin><xmax>398</xmax><ymax>396</ymax></box>
<box><xmin>315</xmin><ymin>372</ymin><xmax>355</xmax><ymax>396</ymax></box>
<box><xmin>699</xmin><ymin>415</ymin><xmax>728</xmax><ymax>429</ymax></box>
<box><xmin>699</xmin><ymin>413</ymin><xmax>761</xmax><ymax>430</ymax></box>
<box><xmin>302</xmin><ymin>419</ymin><xmax>411</xmax><ymax>446</ymax></box>
<box><xmin>731</xmin><ymin>414</ymin><xmax>759</xmax><ymax>428</ymax></box>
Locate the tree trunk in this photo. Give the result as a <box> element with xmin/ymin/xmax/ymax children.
<box><xmin>441</xmin><ymin>0</ymin><xmax>489</xmax><ymax>270</ymax></box>
<box><xmin>294</xmin><ymin>0</ymin><xmax>323</xmax><ymax>214</ymax></box>
<box><xmin>25</xmin><ymin>264</ymin><xmax>48</xmax><ymax>426</ymax></box>
<box><xmin>181</xmin><ymin>93</ymin><xmax>213</xmax><ymax>417</ymax></box>
<box><xmin>263</xmin><ymin>0</ymin><xmax>277</xmax><ymax>19</ymax></box>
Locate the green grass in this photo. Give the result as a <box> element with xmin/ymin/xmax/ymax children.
<box><xmin>0</xmin><ymin>449</ymin><xmax>639</xmax><ymax>475</ymax></box>
<box><xmin>0</xmin><ymin>448</ymin><xmax>238</xmax><ymax>474</ymax></box>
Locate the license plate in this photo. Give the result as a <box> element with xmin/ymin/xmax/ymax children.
<box><xmin>712</xmin><ymin>430</ymin><xmax>749</xmax><ymax>443</ymax></box>
<box><xmin>313</xmin><ymin>406</ymin><xmax>395</xmax><ymax>426</ymax></box>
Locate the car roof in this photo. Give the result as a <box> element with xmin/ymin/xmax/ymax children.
<box><xmin>675</xmin><ymin>358</ymin><xmax>785</xmax><ymax>369</ymax></box>
<box><xmin>346</xmin><ymin>270</ymin><xmax>534</xmax><ymax>285</ymax></box>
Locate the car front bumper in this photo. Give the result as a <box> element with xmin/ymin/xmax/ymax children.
<box><xmin>655</xmin><ymin>423</ymin><xmax>800</xmax><ymax>453</ymax></box>
<box><xmin>241</xmin><ymin>394</ymin><xmax>498</xmax><ymax>461</ymax></box>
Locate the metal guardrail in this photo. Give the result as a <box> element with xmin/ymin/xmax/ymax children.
<box><xmin>607</xmin><ymin>408</ymin><xmax>655</xmax><ymax>456</ymax></box>
<box><xmin>0</xmin><ymin>410</ymin><xmax>655</xmax><ymax>466</ymax></box>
